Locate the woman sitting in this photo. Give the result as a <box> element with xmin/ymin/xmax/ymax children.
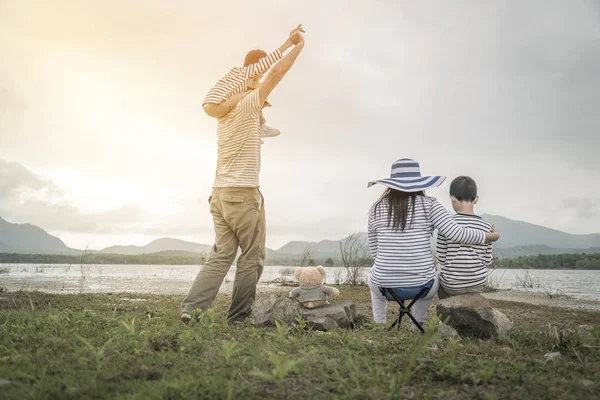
<box><xmin>367</xmin><ymin>158</ymin><xmax>500</xmax><ymax>326</ymax></box>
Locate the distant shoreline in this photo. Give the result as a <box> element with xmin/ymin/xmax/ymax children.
<box><xmin>1</xmin><ymin>251</ymin><xmax>599</xmax><ymax>269</ymax></box>
<box><xmin>482</xmin><ymin>289</ymin><xmax>600</xmax><ymax>312</ymax></box>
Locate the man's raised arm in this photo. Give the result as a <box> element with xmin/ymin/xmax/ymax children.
<box><xmin>244</xmin><ymin>25</ymin><xmax>305</xmax><ymax>79</ymax></box>
<box><xmin>258</xmin><ymin>32</ymin><xmax>305</xmax><ymax>105</ymax></box>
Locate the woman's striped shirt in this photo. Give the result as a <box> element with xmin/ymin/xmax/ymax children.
<box><xmin>368</xmin><ymin>196</ymin><xmax>486</xmax><ymax>288</ymax></box>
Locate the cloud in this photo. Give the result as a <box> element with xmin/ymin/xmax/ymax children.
<box><xmin>0</xmin><ymin>159</ymin><xmax>146</xmax><ymax>233</ymax></box>
<box><xmin>560</xmin><ymin>197</ymin><xmax>599</xmax><ymax>220</ymax></box>
<box><xmin>0</xmin><ymin>159</ymin><xmax>52</xmax><ymax>197</ymax></box>
<box><xmin>1</xmin><ymin>0</ymin><xmax>600</xmax><ymax>247</ymax></box>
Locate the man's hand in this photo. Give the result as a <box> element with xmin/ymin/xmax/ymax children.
<box><xmin>279</xmin><ymin>24</ymin><xmax>305</xmax><ymax>53</ymax></box>
<box><xmin>289</xmin><ymin>24</ymin><xmax>305</xmax><ymax>45</ymax></box>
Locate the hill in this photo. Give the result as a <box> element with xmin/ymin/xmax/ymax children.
<box><xmin>0</xmin><ymin>217</ymin><xmax>78</xmax><ymax>255</ymax></box>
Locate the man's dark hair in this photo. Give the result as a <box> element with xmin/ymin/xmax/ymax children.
<box><xmin>449</xmin><ymin>176</ymin><xmax>478</xmax><ymax>201</ymax></box>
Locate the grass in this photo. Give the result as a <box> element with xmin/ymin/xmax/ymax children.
<box><xmin>0</xmin><ymin>287</ymin><xmax>598</xmax><ymax>399</ymax></box>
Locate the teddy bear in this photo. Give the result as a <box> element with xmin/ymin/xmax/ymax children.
<box><xmin>288</xmin><ymin>265</ymin><xmax>340</xmax><ymax>308</ymax></box>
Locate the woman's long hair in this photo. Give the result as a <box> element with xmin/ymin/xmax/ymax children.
<box><xmin>371</xmin><ymin>189</ymin><xmax>425</xmax><ymax>232</ymax></box>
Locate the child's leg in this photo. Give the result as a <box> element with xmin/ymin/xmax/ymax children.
<box><xmin>203</xmin><ymin>92</ymin><xmax>249</xmax><ymax>118</ymax></box>
<box><xmin>259</xmin><ymin>110</ymin><xmax>281</xmax><ymax>139</ymax></box>
<box><xmin>368</xmin><ymin>279</ymin><xmax>388</xmax><ymax>324</ymax></box>
<box><xmin>412</xmin><ymin>273</ymin><xmax>440</xmax><ymax>323</ymax></box>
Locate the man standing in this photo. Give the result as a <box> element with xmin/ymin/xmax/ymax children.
<box><xmin>181</xmin><ymin>27</ymin><xmax>306</xmax><ymax>324</ymax></box>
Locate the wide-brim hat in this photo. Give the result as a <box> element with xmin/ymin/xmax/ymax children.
<box><xmin>368</xmin><ymin>158</ymin><xmax>446</xmax><ymax>192</ymax></box>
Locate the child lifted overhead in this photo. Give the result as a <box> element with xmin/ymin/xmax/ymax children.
<box><xmin>202</xmin><ymin>24</ymin><xmax>305</xmax><ymax>142</ymax></box>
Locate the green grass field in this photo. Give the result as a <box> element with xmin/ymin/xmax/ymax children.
<box><xmin>0</xmin><ymin>287</ymin><xmax>599</xmax><ymax>399</ymax></box>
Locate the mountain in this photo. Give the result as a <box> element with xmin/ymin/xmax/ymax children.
<box><xmin>276</xmin><ymin>233</ymin><xmax>370</xmax><ymax>259</ymax></box>
<box><xmin>273</xmin><ymin>218</ymin><xmax>600</xmax><ymax>260</ymax></box>
<box><xmin>99</xmin><ymin>237</ymin><xmax>278</xmax><ymax>258</ymax></box>
<box><xmin>99</xmin><ymin>238</ymin><xmax>213</xmax><ymax>255</ymax></box>
<box><xmin>0</xmin><ymin>217</ymin><xmax>79</xmax><ymax>255</ymax></box>
<box><xmin>2</xmin><ymin>214</ymin><xmax>600</xmax><ymax>260</ymax></box>
<box><xmin>481</xmin><ymin>214</ymin><xmax>600</xmax><ymax>249</ymax></box>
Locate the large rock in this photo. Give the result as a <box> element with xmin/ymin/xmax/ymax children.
<box><xmin>436</xmin><ymin>294</ymin><xmax>513</xmax><ymax>340</ymax></box>
<box><xmin>251</xmin><ymin>294</ymin><xmax>357</xmax><ymax>331</ymax></box>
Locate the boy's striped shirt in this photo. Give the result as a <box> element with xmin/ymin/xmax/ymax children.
<box><xmin>368</xmin><ymin>196</ymin><xmax>486</xmax><ymax>288</ymax></box>
<box><xmin>203</xmin><ymin>49</ymin><xmax>282</xmax><ymax>106</ymax></box>
<box><xmin>436</xmin><ymin>214</ymin><xmax>493</xmax><ymax>290</ymax></box>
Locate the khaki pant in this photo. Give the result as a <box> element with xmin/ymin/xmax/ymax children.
<box><xmin>182</xmin><ymin>187</ymin><xmax>266</xmax><ymax>323</ymax></box>
<box><xmin>437</xmin><ymin>283</ymin><xmax>485</xmax><ymax>300</ymax></box>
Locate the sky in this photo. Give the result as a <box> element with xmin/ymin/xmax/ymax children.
<box><xmin>1</xmin><ymin>0</ymin><xmax>599</xmax><ymax>251</ymax></box>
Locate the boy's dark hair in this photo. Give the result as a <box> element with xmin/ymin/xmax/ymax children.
<box><xmin>244</xmin><ymin>49</ymin><xmax>267</xmax><ymax>67</ymax></box>
<box><xmin>450</xmin><ymin>176</ymin><xmax>478</xmax><ymax>202</ymax></box>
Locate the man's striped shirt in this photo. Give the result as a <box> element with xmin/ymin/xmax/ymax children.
<box><xmin>368</xmin><ymin>196</ymin><xmax>486</xmax><ymax>288</ymax></box>
<box><xmin>436</xmin><ymin>214</ymin><xmax>493</xmax><ymax>290</ymax></box>
<box><xmin>213</xmin><ymin>89</ymin><xmax>262</xmax><ymax>188</ymax></box>
<box><xmin>203</xmin><ymin>49</ymin><xmax>282</xmax><ymax>106</ymax></box>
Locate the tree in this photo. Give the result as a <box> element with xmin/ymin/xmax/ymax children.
<box><xmin>339</xmin><ymin>233</ymin><xmax>370</xmax><ymax>286</ymax></box>
<box><xmin>299</xmin><ymin>245</ymin><xmax>314</xmax><ymax>267</ymax></box>
<box><xmin>324</xmin><ymin>257</ymin><xmax>334</xmax><ymax>267</ymax></box>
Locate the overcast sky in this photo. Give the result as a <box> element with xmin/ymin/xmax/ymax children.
<box><xmin>1</xmin><ymin>0</ymin><xmax>599</xmax><ymax>250</ymax></box>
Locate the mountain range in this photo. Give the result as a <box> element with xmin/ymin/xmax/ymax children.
<box><xmin>0</xmin><ymin>215</ymin><xmax>599</xmax><ymax>259</ymax></box>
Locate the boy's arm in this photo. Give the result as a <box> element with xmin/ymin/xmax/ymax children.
<box><xmin>244</xmin><ymin>25</ymin><xmax>302</xmax><ymax>79</ymax></box>
<box><xmin>244</xmin><ymin>48</ymin><xmax>284</xmax><ymax>79</ymax></box>
<box><xmin>436</xmin><ymin>231</ymin><xmax>448</xmax><ymax>265</ymax></box>
<box><xmin>258</xmin><ymin>33</ymin><xmax>305</xmax><ymax>105</ymax></box>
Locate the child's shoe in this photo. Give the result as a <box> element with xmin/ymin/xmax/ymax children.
<box><xmin>261</xmin><ymin>123</ymin><xmax>280</xmax><ymax>138</ymax></box>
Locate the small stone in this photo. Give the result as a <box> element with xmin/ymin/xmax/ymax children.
<box><xmin>543</xmin><ymin>351</ymin><xmax>562</xmax><ymax>362</ymax></box>
<box><xmin>577</xmin><ymin>325</ymin><xmax>593</xmax><ymax>336</ymax></box>
<box><xmin>0</xmin><ymin>378</ymin><xmax>10</xmax><ymax>386</ymax></box>
<box><xmin>438</xmin><ymin>321</ymin><xmax>461</xmax><ymax>339</ymax></box>
<box><xmin>581</xmin><ymin>379</ymin><xmax>594</xmax><ymax>387</ymax></box>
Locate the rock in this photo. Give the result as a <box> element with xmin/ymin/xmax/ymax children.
<box><xmin>581</xmin><ymin>379</ymin><xmax>594</xmax><ymax>387</ymax></box>
<box><xmin>436</xmin><ymin>294</ymin><xmax>513</xmax><ymax>340</ymax></box>
<box><xmin>438</xmin><ymin>321</ymin><xmax>461</xmax><ymax>340</ymax></box>
<box><xmin>251</xmin><ymin>294</ymin><xmax>358</xmax><ymax>331</ymax></box>
<box><xmin>543</xmin><ymin>351</ymin><xmax>562</xmax><ymax>362</ymax></box>
<box><xmin>577</xmin><ymin>325</ymin><xmax>594</xmax><ymax>336</ymax></box>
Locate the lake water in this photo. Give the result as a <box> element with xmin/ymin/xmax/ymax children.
<box><xmin>1</xmin><ymin>264</ymin><xmax>599</xmax><ymax>301</ymax></box>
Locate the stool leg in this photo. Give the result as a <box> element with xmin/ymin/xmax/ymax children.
<box><xmin>406</xmin><ymin>311</ymin><xmax>425</xmax><ymax>333</ymax></box>
<box><xmin>388</xmin><ymin>314</ymin><xmax>400</xmax><ymax>330</ymax></box>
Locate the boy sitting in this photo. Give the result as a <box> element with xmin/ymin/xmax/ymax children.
<box><xmin>436</xmin><ymin>176</ymin><xmax>495</xmax><ymax>298</ymax></box>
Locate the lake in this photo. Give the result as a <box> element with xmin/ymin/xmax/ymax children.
<box><xmin>1</xmin><ymin>264</ymin><xmax>599</xmax><ymax>301</ymax></box>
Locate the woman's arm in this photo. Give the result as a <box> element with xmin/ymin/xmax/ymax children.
<box><xmin>367</xmin><ymin>209</ymin><xmax>378</xmax><ymax>258</ymax></box>
<box><xmin>430</xmin><ymin>199</ymin><xmax>499</xmax><ymax>244</ymax></box>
